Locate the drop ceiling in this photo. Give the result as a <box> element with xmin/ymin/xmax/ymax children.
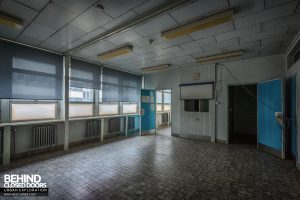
<box><xmin>0</xmin><ymin>0</ymin><xmax>299</xmax><ymax>73</ymax></box>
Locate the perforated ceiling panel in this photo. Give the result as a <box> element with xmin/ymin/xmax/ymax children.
<box><xmin>0</xmin><ymin>0</ymin><xmax>299</xmax><ymax>73</ymax></box>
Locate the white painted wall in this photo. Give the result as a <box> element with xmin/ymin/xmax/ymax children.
<box><xmin>145</xmin><ymin>54</ymin><xmax>285</xmax><ymax>142</ymax></box>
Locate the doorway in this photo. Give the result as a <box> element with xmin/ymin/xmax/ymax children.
<box><xmin>229</xmin><ymin>85</ymin><xmax>257</xmax><ymax>144</ymax></box>
<box><xmin>156</xmin><ymin>89</ymin><xmax>172</xmax><ymax>136</ymax></box>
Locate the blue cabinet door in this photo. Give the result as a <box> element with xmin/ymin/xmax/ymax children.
<box><xmin>258</xmin><ymin>79</ymin><xmax>285</xmax><ymax>158</ymax></box>
<box><xmin>141</xmin><ymin>89</ymin><xmax>156</xmax><ymax>132</ymax></box>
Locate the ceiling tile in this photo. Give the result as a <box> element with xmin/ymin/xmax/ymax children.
<box><xmin>221</xmin><ymin>40</ymin><xmax>260</xmax><ymax>52</ymax></box>
<box><xmin>21</xmin><ymin>22</ymin><xmax>56</xmax><ymax>41</ymax></box>
<box><xmin>70</xmin><ymin>6</ymin><xmax>112</xmax><ymax>32</ymax></box>
<box><xmin>80</xmin><ymin>27</ymin><xmax>106</xmax><ymax>41</ymax></box>
<box><xmin>133</xmin><ymin>0</ymin><xmax>168</xmax><ymax>14</ymax></box>
<box><xmin>102</xmin><ymin>11</ymin><xmax>137</xmax><ymax>30</ymax></box>
<box><xmin>190</xmin><ymin>21</ymin><xmax>234</xmax><ymax>40</ymax></box>
<box><xmin>261</xmin><ymin>34</ymin><xmax>294</xmax><ymax>45</ymax></box>
<box><xmin>234</xmin><ymin>1</ymin><xmax>298</xmax><ymax>29</ymax></box>
<box><xmin>154</xmin><ymin>46</ymin><xmax>183</xmax><ymax>56</ymax></box>
<box><xmin>262</xmin><ymin>13</ymin><xmax>300</xmax><ymax>32</ymax></box>
<box><xmin>134</xmin><ymin>14</ymin><xmax>177</xmax><ymax>36</ymax></box>
<box><xmin>239</xmin><ymin>29</ymin><xmax>288</xmax><ymax>44</ymax></box>
<box><xmin>0</xmin><ymin>25</ymin><xmax>22</xmax><ymax>39</ymax></box>
<box><xmin>53</xmin><ymin>0</ymin><xmax>98</xmax><ymax>14</ymax></box>
<box><xmin>180</xmin><ymin>36</ymin><xmax>217</xmax><ymax>50</ymax></box>
<box><xmin>73</xmin><ymin>48</ymin><xmax>97</xmax><ymax>58</ymax></box>
<box><xmin>230</xmin><ymin>0</ymin><xmax>264</xmax><ymax>18</ymax></box>
<box><xmin>170</xmin><ymin>0</ymin><xmax>229</xmax><ymax>24</ymax></box>
<box><xmin>40</xmin><ymin>37</ymin><xmax>67</xmax><ymax>51</ymax></box>
<box><xmin>0</xmin><ymin>0</ymin><xmax>39</xmax><ymax>26</ymax></box>
<box><xmin>265</xmin><ymin>0</ymin><xmax>297</xmax><ymax>9</ymax></box>
<box><xmin>86</xmin><ymin>40</ymin><xmax>117</xmax><ymax>54</ymax></box>
<box><xmin>202</xmin><ymin>38</ymin><xmax>239</xmax><ymax>52</ymax></box>
<box><xmin>106</xmin><ymin>30</ymin><xmax>143</xmax><ymax>45</ymax></box>
<box><xmin>52</xmin><ymin>24</ymin><xmax>87</xmax><ymax>43</ymax></box>
<box><xmin>157</xmin><ymin>35</ymin><xmax>192</xmax><ymax>48</ymax></box>
<box><xmin>15</xmin><ymin>0</ymin><xmax>49</xmax><ymax>11</ymax></box>
<box><xmin>16</xmin><ymin>34</ymin><xmax>42</xmax><ymax>46</ymax></box>
<box><xmin>99</xmin><ymin>0</ymin><xmax>145</xmax><ymax>18</ymax></box>
<box><xmin>35</xmin><ymin>3</ymin><xmax>77</xmax><ymax>30</ymax></box>
<box><xmin>215</xmin><ymin>24</ymin><xmax>261</xmax><ymax>42</ymax></box>
<box><xmin>131</xmin><ymin>33</ymin><xmax>162</xmax><ymax>47</ymax></box>
<box><xmin>133</xmin><ymin>46</ymin><xmax>159</xmax><ymax>55</ymax></box>
<box><xmin>174</xmin><ymin>47</ymin><xmax>204</xmax><ymax>57</ymax></box>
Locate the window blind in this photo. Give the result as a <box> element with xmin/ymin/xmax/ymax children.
<box><xmin>0</xmin><ymin>40</ymin><xmax>63</xmax><ymax>100</ymax></box>
<box><xmin>102</xmin><ymin>67</ymin><xmax>142</xmax><ymax>102</ymax></box>
<box><xmin>70</xmin><ymin>59</ymin><xmax>101</xmax><ymax>90</ymax></box>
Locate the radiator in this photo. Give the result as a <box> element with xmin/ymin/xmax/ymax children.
<box><xmin>128</xmin><ymin>117</ymin><xmax>135</xmax><ymax>131</ymax></box>
<box><xmin>162</xmin><ymin>113</ymin><xmax>169</xmax><ymax>125</ymax></box>
<box><xmin>86</xmin><ymin>120</ymin><xmax>101</xmax><ymax>138</ymax></box>
<box><xmin>108</xmin><ymin>118</ymin><xmax>121</xmax><ymax>133</ymax></box>
<box><xmin>32</xmin><ymin>125</ymin><xmax>57</xmax><ymax>150</ymax></box>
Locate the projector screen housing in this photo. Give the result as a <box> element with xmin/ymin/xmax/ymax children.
<box><xmin>180</xmin><ymin>82</ymin><xmax>214</xmax><ymax>100</ymax></box>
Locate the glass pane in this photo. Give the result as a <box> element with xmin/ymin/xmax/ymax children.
<box><xmin>123</xmin><ymin>103</ymin><xmax>138</xmax><ymax>114</ymax></box>
<box><xmin>11</xmin><ymin>103</ymin><xmax>56</xmax><ymax>121</ymax></box>
<box><xmin>156</xmin><ymin>91</ymin><xmax>162</xmax><ymax>103</ymax></box>
<box><xmin>163</xmin><ymin>92</ymin><xmax>171</xmax><ymax>104</ymax></box>
<box><xmin>99</xmin><ymin>103</ymin><xmax>119</xmax><ymax>115</ymax></box>
<box><xmin>69</xmin><ymin>103</ymin><xmax>93</xmax><ymax>117</ymax></box>
<box><xmin>69</xmin><ymin>87</ymin><xmax>94</xmax><ymax>102</ymax></box>
<box><xmin>156</xmin><ymin>104</ymin><xmax>162</xmax><ymax>112</ymax></box>
<box><xmin>164</xmin><ymin>104</ymin><xmax>171</xmax><ymax>111</ymax></box>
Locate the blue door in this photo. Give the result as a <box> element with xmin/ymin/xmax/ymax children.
<box><xmin>258</xmin><ymin>79</ymin><xmax>285</xmax><ymax>158</ymax></box>
<box><xmin>141</xmin><ymin>89</ymin><xmax>156</xmax><ymax>134</ymax></box>
<box><xmin>289</xmin><ymin>76</ymin><xmax>297</xmax><ymax>159</ymax></box>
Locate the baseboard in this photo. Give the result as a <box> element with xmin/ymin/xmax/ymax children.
<box><xmin>258</xmin><ymin>143</ymin><xmax>282</xmax><ymax>158</ymax></box>
<box><xmin>179</xmin><ymin>134</ymin><xmax>211</xmax><ymax>142</ymax></box>
<box><xmin>216</xmin><ymin>139</ymin><xmax>228</xmax><ymax>144</ymax></box>
<box><xmin>171</xmin><ymin>133</ymin><xmax>180</xmax><ymax>137</ymax></box>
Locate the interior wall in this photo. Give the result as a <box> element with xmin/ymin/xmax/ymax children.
<box><xmin>286</xmin><ymin>58</ymin><xmax>300</xmax><ymax>166</ymax></box>
<box><xmin>145</xmin><ymin>54</ymin><xmax>285</xmax><ymax>142</ymax></box>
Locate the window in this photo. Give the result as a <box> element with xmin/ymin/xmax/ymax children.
<box><xmin>11</xmin><ymin>102</ymin><xmax>57</xmax><ymax>121</ymax></box>
<box><xmin>164</xmin><ymin>104</ymin><xmax>171</xmax><ymax>111</ymax></box>
<box><xmin>99</xmin><ymin>103</ymin><xmax>119</xmax><ymax>115</ymax></box>
<box><xmin>69</xmin><ymin>103</ymin><xmax>94</xmax><ymax>118</ymax></box>
<box><xmin>123</xmin><ymin>103</ymin><xmax>138</xmax><ymax>114</ymax></box>
<box><xmin>69</xmin><ymin>87</ymin><xmax>94</xmax><ymax>102</ymax></box>
<box><xmin>156</xmin><ymin>104</ymin><xmax>162</xmax><ymax>112</ymax></box>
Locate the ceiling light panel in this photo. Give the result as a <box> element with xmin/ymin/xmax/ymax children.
<box><xmin>162</xmin><ymin>9</ymin><xmax>234</xmax><ymax>40</ymax></box>
<box><xmin>141</xmin><ymin>64</ymin><xmax>171</xmax><ymax>73</ymax></box>
<box><xmin>98</xmin><ymin>45</ymin><xmax>133</xmax><ymax>61</ymax></box>
<box><xmin>170</xmin><ymin>0</ymin><xmax>229</xmax><ymax>24</ymax></box>
<box><xmin>196</xmin><ymin>50</ymin><xmax>244</xmax><ymax>64</ymax></box>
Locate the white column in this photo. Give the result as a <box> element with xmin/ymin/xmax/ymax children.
<box><xmin>125</xmin><ymin>115</ymin><xmax>128</xmax><ymax>136</ymax></box>
<box><xmin>101</xmin><ymin>119</ymin><xmax>104</xmax><ymax>142</ymax></box>
<box><xmin>3</xmin><ymin>126</ymin><xmax>11</xmax><ymax>165</ymax></box>
<box><xmin>63</xmin><ymin>56</ymin><xmax>70</xmax><ymax>151</ymax></box>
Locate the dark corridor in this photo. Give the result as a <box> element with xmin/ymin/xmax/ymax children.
<box><xmin>229</xmin><ymin>85</ymin><xmax>257</xmax><ymax>144</ymax></box>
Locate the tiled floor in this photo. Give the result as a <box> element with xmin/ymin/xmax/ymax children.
<box><xmin>157</xmin><ymin>126</ymin><xmax>171</xmax><ymax>136</ymax></box>
<box><xmin>1</xmin><ymin>135</ymin><xmax>300</xmax><ymax>200</ymax></box>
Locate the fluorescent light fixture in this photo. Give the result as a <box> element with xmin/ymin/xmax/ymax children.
<box><xmin>161</xmin><ymin>9</ymin><xmax>233</xmax><ymax>40</ymax></box>
<box><xmin>98</xmin><ymin>45</ymin><xmax>133</xmax><ymax>61</ymax></box>
<box><xmin>0</xmin><ymin>12</ymin><xmax>23</xmax><ymax>29</ymax></box>
<box><xmin>141</xmin><ymin>64</ymin><xmax>171</xmax><ymax>73</ymax></box>
<box><xmin>196</xmin><ymin>50</ymin><xmax>244</xmax><ymax>64</ymax></box>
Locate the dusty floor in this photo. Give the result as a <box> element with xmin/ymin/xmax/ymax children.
<box><xmin>1</xmin><ymin>134</ymin><xmax>300</xmax><ymax>200</ymax></box>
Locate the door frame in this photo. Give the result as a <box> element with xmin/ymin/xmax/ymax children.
<box><xmin>286</xmin><ymin>74</ymin><xmax>298</xmax><ymax>161</ymax></box>
<box><xmin>257</xmin><ymin>78</ymin><xmax>285</xmax><ymax>159</ymax></box>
